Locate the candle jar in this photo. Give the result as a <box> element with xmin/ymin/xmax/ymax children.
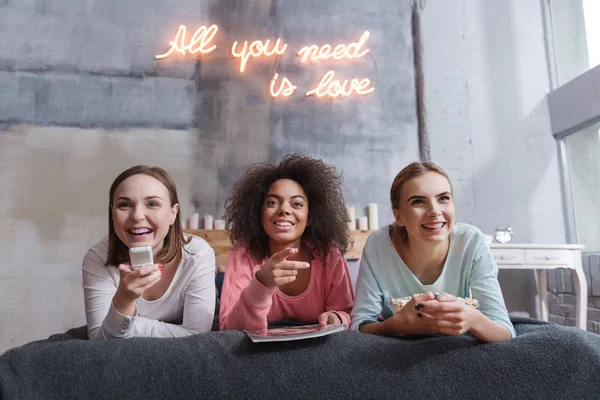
<box><xmin>204</xmin><ymin>215</ymin><xmax>214</xmax><ymax>230</ymax></box>
<box><xmin>358</xmin><ymin>216</ymin><xmax>369</xmax><ymax>231</ymax></box>
<box><xmin>214</xmin><ymin>219</ymin><xmax>225</xmax><ymax>230</ymax></box>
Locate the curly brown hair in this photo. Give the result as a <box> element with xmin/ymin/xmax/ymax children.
<box><xmin>223</xmin><ymin>154</ymin><xmax>352</xmax><ymax>264</ymax></box>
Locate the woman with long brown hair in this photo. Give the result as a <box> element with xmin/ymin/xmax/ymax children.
<box><xmin>82</xmin><ymin>165</ymin><xmax>215</xmax><ymax>340</ymax></box>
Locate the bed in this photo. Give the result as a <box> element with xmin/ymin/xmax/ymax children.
<box><xmin>1</xmin><ymin>317</ymin><xmax>599</xmax><ymax>399</ymax></box>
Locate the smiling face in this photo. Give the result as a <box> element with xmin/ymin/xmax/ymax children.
<box><xmin>111</xmin><ymin>174</ymin><xmax>179</xmax><ymax>253</ymax></box>
<box><xmin>261</xmin><ymin>179</ymin><xmax>309</xmax><ymax>251</ymax></box>
<box><xmin>393</xmin><ymin>172</ymin><xmax>455</xmax><ymax>245</ymax></box>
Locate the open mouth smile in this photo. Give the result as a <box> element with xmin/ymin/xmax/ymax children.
<box><xmin>128</xmin><ymin>228</ymin><xmax>153</xmax><ymax>236</ymax></box>
<box><xmin>422</xmin><ymin>222</ymin><xmax>445</xmax><ymax>230</ymax></box>
<box><xmin>274</xmin><ymin>221</ymin><xmax>294</xmax><ymax>227</ymax></box>
<box><xmin>272</xmin><ymin>219</ymin><xmax>296</xmax><ymax>232</ymax></box>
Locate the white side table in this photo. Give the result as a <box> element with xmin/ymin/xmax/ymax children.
<box><xmin>490</xmin><ymin>243</ymin><xmax>587</xmax><ymax>330</ymax></box>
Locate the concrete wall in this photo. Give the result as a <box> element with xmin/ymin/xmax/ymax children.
<box><xmin>0</xmin><ymin>126</ymin><xmax>201</xmax><ymax>350</ymax></box>
<box><xmin>0</xmin><ymin>0</ymin><xmax>417</xmax><ymax>351</ymax></box>
<box><xmin>421</xmin><ymin>0</ymin><xmax>566</xmax><ymax>316</ymax></box>
<box><xmin>0</xmin><ymin>0</ymin><xmax>570</xmax><ymax>352</ymax></box>
<box><xmin>192</xmin><ymin>0</ymin><xmax>418</xmax><ymax>218</ymax></box>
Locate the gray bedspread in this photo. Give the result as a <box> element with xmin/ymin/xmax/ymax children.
<box><xmin>1</xmin><ymin>317</ymin><xmax>599</xmax><ymax>399</ymax></box>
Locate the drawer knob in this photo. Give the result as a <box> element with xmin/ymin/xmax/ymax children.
<box><xmin>533</xmin><ymin>255</ymin><xmax>560</xmax><ymax>261</ymax></box>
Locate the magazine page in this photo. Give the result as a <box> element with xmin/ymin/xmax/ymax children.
<box><xmin>245</xmin><ymin>323</ymin><xmax>347</xmax><ymax>343</ymax></box>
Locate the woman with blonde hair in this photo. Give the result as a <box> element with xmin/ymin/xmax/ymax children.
<box><xmin>351</xmin><ymin>161</ymin><xmax>515</xmax><ymax>342</ymax></box>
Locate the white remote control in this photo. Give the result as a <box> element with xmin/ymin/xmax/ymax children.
<box><xmin>129</xmin><ymin>246</ymin><xmax>154</xmax><ymax>269</ymax></box>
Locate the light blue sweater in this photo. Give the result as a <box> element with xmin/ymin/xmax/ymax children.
<box><xmin>350</xmin><ymin>222</ymin><xmax>516</xmax><ymax>337</ymax></box>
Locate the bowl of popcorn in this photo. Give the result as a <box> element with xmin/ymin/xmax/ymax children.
<box><xmin>389</xmin><ymin>294</ymin><xmax>479</xmax><ymax>314</ymax></box>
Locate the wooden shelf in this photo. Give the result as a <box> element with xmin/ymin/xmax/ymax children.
<box><xmin>184</xmin><ymin>229</ymin><xmax>373</xmax><ymax>265</ymax></box>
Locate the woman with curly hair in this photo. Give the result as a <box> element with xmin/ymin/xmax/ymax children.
<box><xmin>219</xmin><ymin>154</ymin><xmax>355</xmax><ymax>332</ymax></box>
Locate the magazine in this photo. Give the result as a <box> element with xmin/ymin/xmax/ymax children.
<box><xmin>244</xmin><ymin>323</ymin><xmax>347</xmax><ymax>343</ymax></box>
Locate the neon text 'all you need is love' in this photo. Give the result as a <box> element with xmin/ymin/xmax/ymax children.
<box><xmin>155</xmin><ymin>25</ymin><xmax>375</xmax><ymax>99</ymax></box>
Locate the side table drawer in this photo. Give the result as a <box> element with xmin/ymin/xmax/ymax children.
<box><xmin>525</xmin><ymin>249</ymin><xmax>574</xmax><ymax>265</ymax></box>
<box><xmin>491</xmin><ymin>249</ymin><xmax>525</xmax><ymax>264</ymax></box>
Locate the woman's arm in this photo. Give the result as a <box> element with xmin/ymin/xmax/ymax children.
<box><xmin>321</xmin><ymin>253</ymin><xmax>355</xmax><ymax>326</ymax></box>
<box><xmin>350</xmin><ymin>250</ymin><xmax>385</xmax><ymax>331</ymax></box>
<box><xmin>83</xmin><ymin>244</ymin><xmax>216</xmax><ymax>340</ymax></box>
<box><xmin>351</xmin><ymin>237</ymin><xmax>449</xmax><ymax>337</ymax></box>
<box><xmin>219</xmin><ymin>246</ymin><xmax>275</xmax><ymax>332</ymax></box>
<box><xmin>413</xmin><ymin>233</ymin><xmax>514</xmax><ymax>342</ymax></box>
<box><xmin>131</xmin><ymin>248</ymin><xmax>216</xmax><ymax>337</ymax></box>
<box><xmin>467</xmin><ymin>236</ymin><xmax>516</xmax><ymax>339</ymax></box>
<box><xmin>82</xmin><ymin>249</ymin><xmax>137</xmax><ymax>340</ymax></box>
<box><xmin>468</xmin><ymin>309</ymin><xmax>512</xmax><ymax>341</ymax></box>
<box><xmin>358</xmin><ymin>292</ymin><xmax>441</xmax><ymax>337</ymax></box>
<box><xmin>416</xmin><ymin>293</ymin><xmax>512</xmax><ymax>342</ymax></box>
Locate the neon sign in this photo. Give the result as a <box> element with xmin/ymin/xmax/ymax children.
<box><xmin>297</xmin><ymin>31</ymin><xmax>371</xmax><ymax>63</ymax></box>
<box><xmin>270</xmin><ymin>73</ymin><xmax>297</xmax><ymax>97</ymax></box>
<box><xmin>231</xmin><ymin>39</ymin><xmax>288</xmax><ymax>73</ymax></box>
<box><xmin>305</xmin><ymin>70</ymin><xmax>374</xmax><ymax>98</ymax></box>
<box><xmin>155</xmin><ymin>25</ymin><xmax>219</xmax><ymax>59</ymax></box>
<box><xmin>156</xmin><ymin>26</ymin><xmax>375</xmax><ymax>99</ymax></box>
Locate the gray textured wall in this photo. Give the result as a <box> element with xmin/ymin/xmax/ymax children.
<box><xmin>0</xmin><ymin>0</ymin><xmax>574</xmax><ymax>352</ymax></box>
<box><xmin>421</xmin><ymin>0</ymin><xmax>566</xmax><ymax>317</ymax></box>
<box><xmin>548</xmin><ymin>253</ymin><xmax>600</xmax><ymax>333</ymax></box>
<box><xmin>0</xmin><ymin>0</ymin><xmax>417</xmax><ymax>219</ymax></box>
<box><xmin>0</xmin><ymin>0</ymin><xmax>417</xmax><ymax>351</ymax></box>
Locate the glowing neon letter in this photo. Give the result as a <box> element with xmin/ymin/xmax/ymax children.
<box><xmin>231</xmin><ymin>39</ymin><xmax>288</xmax><ymax>73</ymax></box>
<box><xmin>306</xmin><ymin>70</ymin><xmax>375</xmax><ymax>98</ymax></box>
<box><xmin>156</xmin><ymin>25</ymin><xmax>219</xmax><ymax>59</ymax></box>
<box><xmin>345</xmin><ymin>31</ymin><xmax>371</xmax><ymax>59</ymax></box>
<box><xmin>297</xmin><ymin>31</ymin><xmax>371</xmax><ymax>63</ymax></box>
<box><xmin>270</xmin><ymin>73</ymin><xmax>297</xmax><ymax>97</ymax></box>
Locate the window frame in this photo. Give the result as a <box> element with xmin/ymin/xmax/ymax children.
<box><xmin>543</xmin><ymin>0</ymin><xmax>600</xmax><ymax>245</ymax></box>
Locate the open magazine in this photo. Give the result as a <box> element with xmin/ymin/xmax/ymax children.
<box><xmin>244</xmin><ymin>323</ymin><xmax>347</xmax><ymax>343</ymax></box>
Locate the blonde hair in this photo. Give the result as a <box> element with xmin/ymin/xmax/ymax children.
<box><xmin>389</xmin><ymin>161</ymin><xmax>453</xmax><ymax>244</ymax></box>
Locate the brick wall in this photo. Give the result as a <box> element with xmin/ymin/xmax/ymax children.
<box><xmin>547</xmin><ymin>253</ymin><xmax>600</xmax><ymax>333</ymax></box>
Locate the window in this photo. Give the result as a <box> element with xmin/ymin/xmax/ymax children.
<box><xmin>563</xmin><ymin>122</ymin><xmax>600</xmax><ymax>251</ymax></box>
<box><xmin>546</xmin><ymin>0</ymin><xmax>600</xmax><ymax>252</ymax></box>
<box><xmin>549</xmin><ymin>0</ymin><xmax>600</xmax><ymax>85</ymax></box>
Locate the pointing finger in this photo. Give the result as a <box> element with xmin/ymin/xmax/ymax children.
<box><xmin>270</xmin><ymin>248</ymin><xmax>298</xmax><ymax>263</ymax></box>
<box><xmin>274</xmin><ymin>260</ymin><xmax>311</xmax><ymax>270</ymax></box>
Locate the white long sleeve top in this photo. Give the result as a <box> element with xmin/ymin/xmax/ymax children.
<box><xmin>82</xmin><ymin>235</ymin><xmax>216</xmax><ymax>340</ymax></box>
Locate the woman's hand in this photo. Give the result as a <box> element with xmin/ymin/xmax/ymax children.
<box><xmin>417</xmin><ymin>293</ymin><xmax>479</xmax><ymax>336</ymax></box>
<box><xmin>382</xmin><ymin>292</ymin><xmax>441</xmax><ymax>336</ymax></box>
<box><xmin>318</xmin><ymin>311</ymin><xmax>342</xmax><ymax>327</ymax></box>
<box><xmin>112</xmin><ymin>263</ymin><xmax>162</xmax><ymax>315</ymax></box>
<box><xmin>362</xmin><ymin>292</ymin><xmax>485</xmax><ymax>338</ymax></box>
<box><xmin>255</xmin><ymin>248</ymin><xmax>310</xmax><ymax>288</ymax></box>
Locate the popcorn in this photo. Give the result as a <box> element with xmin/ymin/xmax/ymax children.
<box><xmin>389</xmin><ymin>296</ymin><xmax>414</xmax><ymax>314</ymax></box>
<box><xmin>389</xmin><ymin>294</ymin><xmax>479</xmax><ymax>314</ymax></box>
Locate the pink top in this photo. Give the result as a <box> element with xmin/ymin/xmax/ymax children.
<box><xmin>219</xmin><ymin>243</ymin><xmax>355</xmax><ymax>332</ymax></box>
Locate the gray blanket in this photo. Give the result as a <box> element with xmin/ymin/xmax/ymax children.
<box><xmin>1</xmin><ymin>318</ymin><xmax>599</xmax><ymax>399</ymax></box>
